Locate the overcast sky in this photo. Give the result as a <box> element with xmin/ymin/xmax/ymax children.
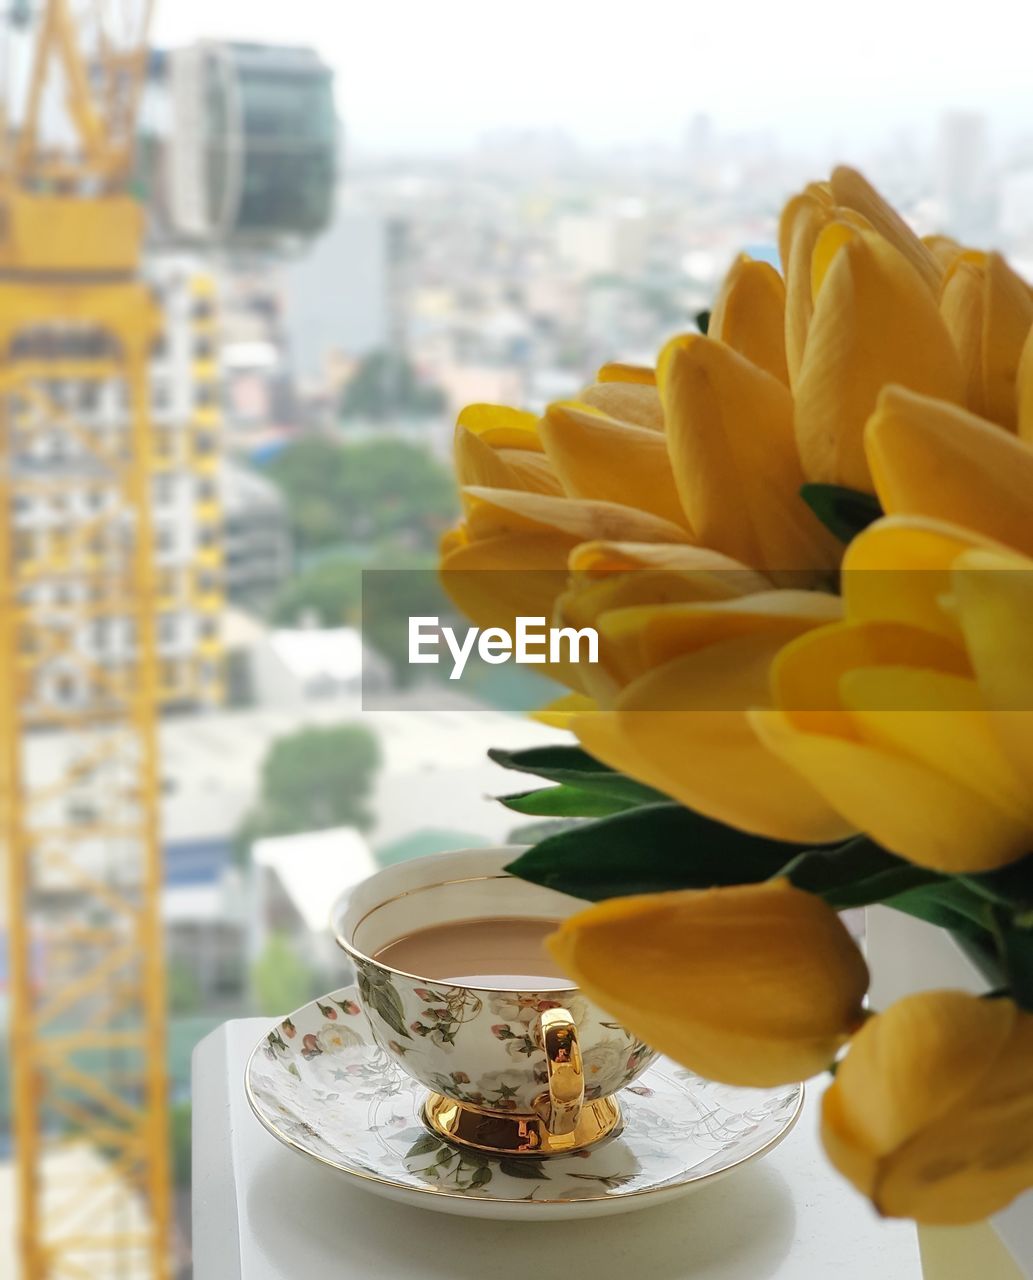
<box><xmin>153</xmin><ymin>0</ymin><xmax>1033</xmax><ymax>154</ymax></box>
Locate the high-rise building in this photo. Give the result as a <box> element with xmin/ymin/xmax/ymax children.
<box><xmin>11</xmin><ymin>258</ymin><xmax>226</xmax><ymax>715</ymax></box>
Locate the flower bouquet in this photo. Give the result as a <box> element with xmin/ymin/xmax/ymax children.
<box><xmin>439</xmin><ymin>167</ymin><xmax>1033</xmax><ymax>1227</ymax></box>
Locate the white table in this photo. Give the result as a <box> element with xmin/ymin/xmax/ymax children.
<box><xmin>192</xmin><ymin>1020</ymin><xmax>923</xmax><ymax>1279</ymax></box>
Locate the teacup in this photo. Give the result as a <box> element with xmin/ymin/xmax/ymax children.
<box><xmin>331</xmin><ymin>847</ymin><xmax>657</xmax><ymax>1155</ymax></box>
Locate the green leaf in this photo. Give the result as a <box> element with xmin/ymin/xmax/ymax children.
<box><xmin>506</xmin><ymin>803</ymin><xmax>808</xmax><ymax>901</ymax></box>
<box><xmin>885</xmin><ymin>880</ymin><xmax>994</xmax><ymax>945</ymax></box>
<box><xmin>405</xmin><ymin>1134</ymin><xmax>442</xmax><ymax>1159</ymax></box>
<box><xmin>994</xmin><ymin>919</ymin><xmax>1033</xmax><ymax>1012</ymax></box>
<box><xmin>800</xmin><ymin>483</ymin><xmax>882</xmax><ymax>543</ymax></box>
<box><xmin>779</xmin><ymin>837</ymin><xmax>942</xmax><ymax>909</ymax></box>
<box><xmin>962</xmin><ymin>853</ymin><xmax>1033</xmax><ymax>912</ymax></box>
<box><xmin>695</xmin><ymin>308</ymin><xmax>711</xmax><ymax>335</ymax></box>
<box><xmin>489</xmin><ymin>746</ymin><xmax>665</xmax><ymax>806</ymax></box>
<box><xmin>499</xmin><ymin>1157</ymin><xmax>549</xmax><ymax>1181</ymax></box>
<box><xmin>470</xmin><ymin>1166</ymin><xmax>493</xmax><ymax>1186</ymax></box>
<box><xmin>498</xmin><ymin>785</ymin><xmax>639</xmax><ymax>819</ymax></box>
<box><xmin>507</xmin><ymin>818</ymin><xmax>584</xmax><ymax>846</ymax></box>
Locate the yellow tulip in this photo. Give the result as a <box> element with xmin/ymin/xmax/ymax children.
<box><xmin>659</xmin><ymin>333</ymin><xmax>839</xmax><ymax>580</ymax></box>
<box><xmin>564</xmin><ymin>590</ymin><xmax>855</xmax><ymax>843</ymax></box>
<box><xmin>778</xmin><ymin>186</ymin><xmax>837</xmax><ymax>387</ymax></box>
<box><xmin>538</xmin><ymin>401</ymin><xmax>689</xmax><ymax>529</ymax></box>
<box><xmin>794</xmin><ymin>224</ymin><xmax>964</xmax><ymax>491</ymax></box>
<box><xmin>828</xmin><ymin>165</ymin><xmax>942</xmax><ymax>293</ymax></box>
<box><xmin>866</xmin><ymin>384</ymin><xmax>1033</xmax><ymax>558</ymax></box>
<box><xmin>939</xmin><ymin>251</ymin><xmax>1033</xmax><ymax>429</ymax></box>
<box><xmin>547</xmin><ymin>879</ymin><xmax>869</xmax><ymax>1088</ymax></box>
<box><xmin>708</xmin><ymin>253</ymin><xmax>789</xmax><ymax>384</ymax></box>
<box><xmin>822</xmin><ymin>991</ymin><xmax>1033</xmax><ymax>1224</ymax></box>
<box><xmin>751</xmin><ymin>519</ymin><xmax>1033</xmax><ymax>872</ymax></box>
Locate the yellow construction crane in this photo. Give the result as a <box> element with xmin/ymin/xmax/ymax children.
<box><xmin>0</xmin><ymin>1</ymin><xmax>171</xmax><ymax>1276</ymax></box>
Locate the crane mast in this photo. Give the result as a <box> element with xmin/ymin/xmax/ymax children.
<box><xmin>1</xmin><ymin>2</ymin><xmax>171</xmax><ymax>1275</ymax></box>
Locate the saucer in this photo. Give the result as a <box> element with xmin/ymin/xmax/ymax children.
<box><xmin>245</xmin><ymin>986</ymin><xmax>804</xmax><ymax>1220</ymax></box>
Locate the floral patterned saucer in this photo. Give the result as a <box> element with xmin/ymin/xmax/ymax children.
<box><xmin>245</xmin><ymin>986</ymin><xmax>804</xmax><ymax>1221</ymax></box>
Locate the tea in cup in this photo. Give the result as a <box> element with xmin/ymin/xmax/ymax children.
<box><xmin>331</xmin><ymin>847</ymin><xmax>656</xmax><ymax>1155</ymax></box>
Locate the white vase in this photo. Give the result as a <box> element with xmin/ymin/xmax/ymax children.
<box><xmin>866</xmin><ymin>906</ymin><xmax>1033</xmax><ymax>1279</ymax></box>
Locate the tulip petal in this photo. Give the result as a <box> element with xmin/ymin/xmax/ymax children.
<box><xmin>539</xmin><ymin>402</ymin><xmax>690</xmax><ymax>529</ymax></box>
<box><xmin>1018</xmin><ymin>321</ymin><xmax>1033</xmax><ymax>443</ymax></box>
<box><xmin>547</xmin><ymin>880</ymin><xmax>869</xmax><ymax>1087</ymax></box>
<box><xmin>573</xmin><ymin>636</ymin><xmax>855</xmax><ymax>844</ymax></box>
<box><xmin>556</xmin><ymin>570</ymin><xmax>758</xmax><ymax>703</ymax></box>
<box><xmin>866</xmin><ymin>385</ymin><xmax>1033</xmax><ymax>557</ymax></box>
<box><xmin>660</xmin><ymin>333</ymin><xmax>839</xmax><ymax>578</ymax></box>
<box><xmin>569</xmin><ymin>540</ymin><xmax>768</xmax><ymax>587</ymax></box>
<box><xmin>953</xmin><ymin>548</ymin><xmax>1033</xmax><ymax>788</ymax></box>
<box><xmin>877</xmin><ymin>1011</ymin><xmax>1033</xmax><ymax>1223</ymax></box>
<box><xmin>531</xmin><ymin>691</ymin><xmax>596</xmax><ymax>729</ymax></box>
<box><xmin>440</xmin><ymin>532</ymin><xmax>577</xmax><ymax>633</ymax></box>
<box><xmin>771</xmin><ymin>619</ymin><xmax>970</xmax><ymax>737</ymax></box>
<box><xmin>779</xmin><ymin>191</ymin><xmax>834</xmax><ymax>387</ymax></box>
<box><xmin>841</xmin><ymin>668</ymin><xmax>1033</xmax><ymax>829</ymax></box>
<box><xmin>598</xmin><ymin>590</ymin><xmax>841</xmax><ymax>687</ymax></box>
<box><xmin>751</xmin><ymin>708</ymin><xmax>1031</xmax><ymax>872</ymax></box>
<box><xmin>829</xmin><ymin>166</ymin><xmax>942</xmax><ymax>293</ymax></box>
<box><xmin>576</xmin><ymin>380</ymin><xmax>664</xmax><ymax>431</ymax></box>
<box><xmin>596</xmin><ymin>362</ymin><xmax>656</xmax><ymax>386</ymax></box>
<box><xmin>457</xmin><ymin>403</ymin><xmax>544</xmax><ymax>451</ymax></box>
<box><xmin>796</xmin><ymin>227</ymin><xmax>963</xmax><ymax>491</ymax></box>
<box><xmin>842</xmin><ymin>514</ymin><xmax>1008</xmax><ymax>641</ymax></box>
<box><xmin>463</xmin><ymin>487</ymin><xmax>691</xmax><ymax>545</ymax></box>
<box><xmin>981</xmin><ymin>253</ymin><xmax>1033</xmax><ymax>430</ymax></box>
<box><xmin>939</xmin><ymin>256</ymin><xmax>986</xmax><ymax>416</ymax></box>
<box><xmin>709</xmin><ymin>253</ymin><xmax>789</xmax><ymax>384</ymax></box>
<box><xmin>454</xmin><ymin>426</ymin><xmax>562</xmax><ymax>495</ymax></box>
<box><xmin>922</xmin><ymin>233</ymin><xmax>963</xmax><ymax>270</ymax></box>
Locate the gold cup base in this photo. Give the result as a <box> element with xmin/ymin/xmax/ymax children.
<box><xmin>423</xmin><ymin>1092</ymin><xmax>622</xmax><ymax>1156</ymax></box>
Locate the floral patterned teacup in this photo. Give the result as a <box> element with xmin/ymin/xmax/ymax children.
<box><xmin>331</xmin><ymin>848</ymin><xmax>657</xmax><ymax>1155</ymax></box>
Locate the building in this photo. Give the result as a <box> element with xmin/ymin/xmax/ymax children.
<box><xmin>249</xmin><ymin>827</ymin><xmax>377</xmax><ymax>973</ymax></box>
<box><xmin>149</xmin><ymin>257</ymin><xmax>226</xmax><ymax>707</ymax></box>
<box><xmin>221</xmin><ymin>461</ymin><xmax>293</xmax><ymax>612</ymax></box>
<box><xmin>8</xmin><ymin>256</ymin><xmax>225</xmax><ymax>714</ymax></box>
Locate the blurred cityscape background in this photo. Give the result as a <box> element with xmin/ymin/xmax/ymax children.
<box><xmin>3</xmin><ymin>0</ymin><xmax>1033</xmax><ymax>1274</ymax></box>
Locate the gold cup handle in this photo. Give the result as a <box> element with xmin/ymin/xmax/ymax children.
<box><xmin>533</xmin><ymin>1006</ymin><xmax>584</xmax><ymax>1137</ymax></box>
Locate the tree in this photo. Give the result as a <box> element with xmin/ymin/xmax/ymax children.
<box><xmin>236</xmin><ymin>724</ymin><xmax>382</xmax><ymax>864</ymax></box>
<box><xmin>264</xmin><ymin>437</ymin><xmax>458</xmax><ymax>554</ymax></box>
<box><xmin>251</xmin><ymin>933</ymin><xmax>320</xmax><ymax>1017</ymax></box>
<box><xmin>265</xmin><ymin>438</ymin><xmax>349</xmax><ymax>552</ymax></box>
<box><xmin>340</xmin><ymin>350</ymin><xmax>446</xmax><ymax>421</ymax></box>
<box><xmin>271</xmin><ymin>556</ymin><xmax>362</xmax><ymax>627</ymax></box>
